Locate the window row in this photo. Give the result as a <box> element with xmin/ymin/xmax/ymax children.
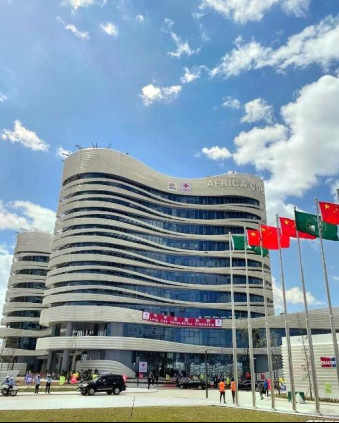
<box><xmin>62</xmin><ymin>173</ymin><xmax>260</xmax><ymax>206</ymax></box>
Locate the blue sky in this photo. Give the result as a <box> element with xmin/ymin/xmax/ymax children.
<box><xmin>0</xmin><ymin>0</ymin><xmax>339</xmax><ymax>316</ymax></box>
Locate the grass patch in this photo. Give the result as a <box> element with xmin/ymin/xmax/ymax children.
<box><xmin>0</xmin><ymin>406</ymin><xmax>312</xmax><ymax>422</ymax></box>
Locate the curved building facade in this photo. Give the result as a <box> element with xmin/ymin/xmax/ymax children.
<box><xmin>0</xmin><ymin>232</ymin><xmax>52</xmax><ymax>372</ymax></box>
<box><xmin>38</xmin><ymin>148</ymin><xmax>273</xmax><ymax>375</ymax></box>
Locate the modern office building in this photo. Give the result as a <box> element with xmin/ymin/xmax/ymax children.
<box><xmin>0</xmin><ymin>232</ymin><xmax>52</xmax><ymax>373</ymax></box>
<box><xmin>36</xmin><ymin>148</ymin><xmax>273</xmax><ymax>376</ymax></box>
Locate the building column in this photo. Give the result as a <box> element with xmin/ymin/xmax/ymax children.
<box><xmin>61</xmin><ymin>322</ymin><xmax>73</xmax><ymax>373</ymax></box>
<box><xmin>46</xmin><ymin>351</ymin><xmax>53</xmax><ymax>373</ymax></box>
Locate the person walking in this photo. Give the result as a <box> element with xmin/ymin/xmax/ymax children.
<box><xmin>258</xmin><ymin>381</ymin><xmax>264</xmax><ymax>400</ymax></box>
<box><xmin>264</xmin><ymin>378</ymin><xmax>269</xmax><ymax>397</ymax></box>
<box><xmin>231</xmin><ymin>377</ymin><xmax>236</xmax><ymax>404</ymax></box>
<box><xmin>45</xmin><ymin>374</ymin><xmax>52</xmax><ymax>394</ymax></box>
<box><xmin>34</xmin><ymin>374</ymin><xmax>41</xmax><ymax>394</ymax></box>
<box><xmin>218</xmin><ymin>378</ymin><xmax>226</xmax><ymax>404</ymax></box>
<box><xmin>147</xmin><ymin>373</ymin><xmax>152</xmax><ymax>390</ymax></box>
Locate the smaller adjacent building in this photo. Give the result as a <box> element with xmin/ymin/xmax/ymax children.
<box><xmin>282</xmin><ymin>332</ymin><xmax>339</xmax><ymax>400</ymax></box>
<box><xmin>0</xmin><ymin>231</ymin><xmax>52</xmax><ymax>373</ymax></box>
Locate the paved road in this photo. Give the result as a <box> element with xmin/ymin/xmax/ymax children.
<box><xmin>0</xmin><ymin>387</ymin><xmax>338</xmax><ymax>419</ymax></box>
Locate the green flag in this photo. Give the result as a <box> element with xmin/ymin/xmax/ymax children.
<box><xmin>232</xmin><ymin>235</ymin><xmax>269</xmax><ymax>257</ymax></box>
<box><xmin>295</xmin><ymin>211</ymin><xmax>339</xmax><ymax>241</ymax></box>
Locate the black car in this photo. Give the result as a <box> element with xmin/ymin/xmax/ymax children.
<box><xmin>238</xmin><ymin>380</ymin><xmax>259</xmax><ymax>391</ymax></box>
<box><xmin>178</xmin><ymin>379</ymin><xmax>210</xmax><ymax>390</ymax></box>
<box><xmin>78</xmin><ymin>374</ymin><xmax>126</xmax><ymax>396</ymax></box>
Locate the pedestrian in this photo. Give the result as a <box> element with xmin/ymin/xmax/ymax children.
<box><xmin>258</xmin><ymin>381</ymin><xmax>264</xmax><ymax>400</ymax></box>
<box><xmin>34</xmin><ymin>374</ymin><xmax>41</xmax><ymax>394</ymax></box>
<box><xmin>264</xmin><ymin>378</ymin><xmax>269</xmax><ymax>397</ymax></box>
<box><xmin>45</xmin><ymin>373</ymin><xmax>52</xmax><ymax>394</ymax></box>
<box><xmin>231</xmin><ymin>377</ymin><xmax>236</xmax><ymax>404</ymax></box>
<box><xmin>155</xmin><ymin>371</ymin><xmax>159</xmax><ymax>385</ymax></box>
<box><xmin>218</xmin><ymin>378</ymin><xmax>226</xmax><ymax>404</ymax></box>
<box><xmin>147</xmin><ymin>373</ymin><xmax>152</xmax><ymax>390</ymax></box>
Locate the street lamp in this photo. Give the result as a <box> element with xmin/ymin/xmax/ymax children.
<box><xmin>253</xmin><ymin>358</ymin><xmax>257</xmax><ymax>382</ymax></box>
<box><xmin>136</xmin><ymin>356</ymin><xmax>140</xmax><ymax>387</ymax></box>
<box><xmin>205</xmin><ymin>348</ymin><xmax>213</xmax><ymax>399</ymax></box>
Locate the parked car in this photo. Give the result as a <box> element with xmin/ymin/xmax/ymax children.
<box><xmin>178</xmin><ymin>379</ymin><xmax>210</xmax><ymax>390</ymax></box>
<box><xmin>78</xmin><ymin>373</ymin><xmax>126</xmax><ymax>396</ymax></box>
<box><xmin>237</xmin><ymin>380</ymin><xmax>259</xmax><ymax>391</ymax></box>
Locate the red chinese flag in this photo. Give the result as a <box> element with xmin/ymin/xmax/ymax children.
<box><xmin>261</xmin><ymin>225</ymin><xmax>290</xmax><ymax>249</ymax></box>
<box><xmin>247</xmin><ymin>229</ymin><xmax>261</xmax><ymax>246</ymax></box>
<box><xmin>319</xmin><ymin>201</ymin><xmax>339</xmax><ymax>225</ymax></box>
<box><xmin>280</xmin><ymin>217</ymin><xmax>316</xmax><ymax>240</ymax></box>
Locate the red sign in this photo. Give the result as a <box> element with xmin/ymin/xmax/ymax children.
<box><xmin>321</xmin><ymin>357</ymin><xmax>337</xmax><ymax>368</ymax></box>
<box><xmin>142</xmin><ymin>312</ymin><xmax>223</xmax><ymax>328</ymax></box>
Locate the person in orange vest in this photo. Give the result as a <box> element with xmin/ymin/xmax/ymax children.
<box><xmin>231</xmin><ymin>377</ymin><xmax>237</xmax><ymax>404</ymax></box>
<box><xmin>218</xmin><ymin>378</ymin><xmax>226</xmax><ymax>404</ymax></box>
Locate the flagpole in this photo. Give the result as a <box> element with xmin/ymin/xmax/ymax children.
<box><xmin>229</xmin><ymin>231</ymin><xmax>239</xmax><ymax>406</ymax></box>
<box><xmin>259</xmin><ymin>222</ymin><xmax>275</xmax><ymax>410</ymax></box>
<box><xmin>276</xmin><ymin>215</ymin><xmax>296</xmax><ymax>412</ymax></box>
<box><xmin>315</xmin><ymin>198</ymin><xmax>339</xmax><ymax>390</ymax></box>
<box><xmin>294</xmin><ymin>207</ymin><xmax>320</xmax><ymax>414</ymax></box>
<box><xmin>244</xmin><ymin>227</ymin><xmax>256</xmax><ymax>408</ymax></box>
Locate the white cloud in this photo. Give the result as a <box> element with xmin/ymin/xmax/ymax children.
<box><xmin>181</xmin><ymin>67</ymin><xmax>203</xmax><ymax>84</ymax></box>
<box><xmin>10</xmin><ymin>202</ymin><xmax>56</xmax><ymax>233</ymax></box>
<box><xmin>100</xmin><ymin>22</ymin><xmax>118</xmax><ymax>37</ymax></box>
<box><xmin>200</xmin><ymin>146</ymin><xmax>232</xmax><ymax>161</ymax></box>
<box><xmin>324</xmin><ymin>178</ymin><xmax>339</xmax><ymax>201</ymax></box>
<box><xmin>0</xmin><ymin>201</ymin><xmax>28</xmax><ymax>231</ymax></box>
<box><xmin>56</xmin><ymin>146</ymin><xmax>72</xmax><ymax>159</ymax></box>
<box><xmin>241</xmin><ymin>98</ymin><xmax>274</xmax><ymax>123</ymax></box>
<box><xmin>331</xmin><ymin>275</ymin><xmax>339</xmax><ymax>281</ymax></box>
<box><xmin>164</xmin><ymin>18</ymin><xmax>199</xmax><ymax>58</ymax></box>
<box><xmin>273</xmin><ymin>279</ymin><xmax>322</xmax><ymax>312</ymax></box>
<box><xmin>0</xmin><ymin>201</ymin><xmax>55</xmax><ymax>233</ymax></box>
<box><xmin>210</xmin><ymin>16</ymin><xmax>339</xmax><ymax>77</ymax></box>
<box><xmin>62</xmin><ymin>0</ymin><xmax>105</xmax><ymax>11</ymax></box>
<box><xmin>136</xmin><ymin>15</ymin><xmax>144</xmax><ymax>23</ymax></box>
<box><xmin>281</xmin><ymin>0</ymin><xmax>310</xmax><ymax>17</ymax></box>
<box><xmin>140</xmin><ymin>84</ymin><xmax>182</xmax><ymax>106</ymax></box>
<box><xmin>57</xmin><ymin>17</ymin><xmax>89</xmax><ymax>40</ymax></box>
<box><xmin>233</xmin><ymin>74</ymin><xmax>339</xmax><ymax>223</ymax></box>
<box><xmin>199</xmin><ymin>0</ymin><xmax>309</xmax><ymax>23</ymax></box>
<box><xmin>222</xmin><ymin>96</ymin><xmax>241</xmax><ymax>109</ymax></box>
<box><xmin>1</xmin><ymin>120</ymin><xmax>49</xmax><ymax>152</ymax></box>
<box><xmin>0</xmin><ymin>93</ymin><xmax>7</xmax><ymax>103</ymax></box>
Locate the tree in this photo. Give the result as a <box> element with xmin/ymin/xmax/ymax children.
<box><xmin>296</xmin><ymin>313</ymin><xmax>313</xmax><ymax>400</ymax></box>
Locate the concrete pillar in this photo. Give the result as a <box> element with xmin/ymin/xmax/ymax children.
<box><xmin>46</xmin><ymin>351</ymin><xmax>53</xmax><ymax>373</ymax></box>
<box><xmin>61</xmin><ymin>322</ymin><xmax>73</xmax><ymax>373</ymax></box>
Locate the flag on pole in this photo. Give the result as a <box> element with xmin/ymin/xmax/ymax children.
<box><xmin>261</xmin><ymin>225</ymin><xmax>290</xmax><ymax>249</ymax></box>
<box><xmin>295</xmin><ymin>211</ymin><xmax>339</xmax><ymax>241</ymax></box>
<box><xmin>319</xmin><ymin>201</ymin><xmax>339</xmax><ymax>225</ymax></box>
<box><xmin>247</xmin><ymin>229</ymin><xmax>261</xmax><ymax>246</ymax></box>
<box><xmin>232</xmin><ymin>235</ymin><xmax>269</xmax><ymax>257</ymax></box>
<box><xmin>280</xmin><ymin>217</ymin><xmax>316</xmax><ymax>239</ymax></box>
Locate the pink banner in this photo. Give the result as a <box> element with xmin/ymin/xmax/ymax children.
<box><xmin>142</xmin><ymin>312</ymin><xmax>223</xmax><ymax>328</ymax></box>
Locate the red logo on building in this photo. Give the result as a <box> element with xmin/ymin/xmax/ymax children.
<box><xmin>320</xmin><ymin>357</ymin><xmax>336</xmax><ymax>368</ymax></box>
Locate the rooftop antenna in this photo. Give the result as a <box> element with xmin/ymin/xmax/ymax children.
<box><xmin>106</xmin><ymin>144</ymin><xmax>111</xmax><ymax>149</ymax></box>
<box><xmin>75</xmin><ymin>145</ymin><xmax>83</xmax><ymax>150</ymax></box>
